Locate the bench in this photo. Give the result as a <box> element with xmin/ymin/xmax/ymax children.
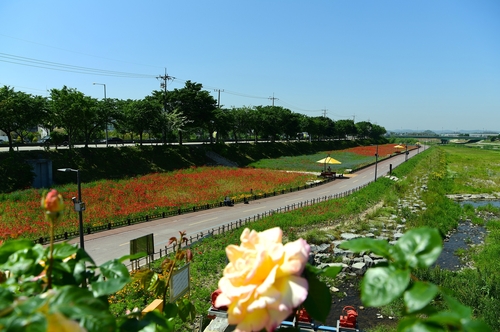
<box><xmin>320</xmin><ymin>171</ymin><xmax>336</xmax><ymax>178</ymax></box>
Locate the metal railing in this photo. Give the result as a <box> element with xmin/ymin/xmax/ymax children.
<box><xmin>35</xmin><ymin>177</ymin><xmax>339</xmax><ymax>245</ymax></box>
<box><xmin>127</xmin><ymin>182</ymin><xmax>369</xmax><ymax>271</ymax></box>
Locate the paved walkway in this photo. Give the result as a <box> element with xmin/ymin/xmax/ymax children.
<box><xmin>67</xmin><ymin>148</ymin><xmax>424</xmax><ymax>266</ymax></box>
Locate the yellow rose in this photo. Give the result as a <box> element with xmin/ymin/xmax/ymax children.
<box><xmin>215</xmin><ymin>227</ymin><xmax>310</xmax><ymax>332</ymax></box>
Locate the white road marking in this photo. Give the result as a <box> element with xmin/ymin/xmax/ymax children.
<box><xmin>244</xmin><ymin>207</ymin><xmax>267</xmax><ymax>212</ymax></box>
<box><xmin>189</xmin><ymin>217</ymin><xmax>218</xmax><ymax>226</ymax></box>
<box><xmin>285</xmin><ymin>198</ymin><xmax>303</xmax><ymax>202</ymax></box>
<box><xmin>339</xmin><ymin>185</ymin><xmax>347</xmax><ymax>188</ymax></box>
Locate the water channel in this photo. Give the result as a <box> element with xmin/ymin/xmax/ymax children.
<box><xmin>327</xmin><ymin>200</ymin><xmax>500</xmax><ymax>330</ymax></box>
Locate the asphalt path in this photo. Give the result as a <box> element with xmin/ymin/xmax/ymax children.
<box><xmin>66</xmin><ymin>147</ymin><xmax>425</xmax><ymax>266</ymax></box>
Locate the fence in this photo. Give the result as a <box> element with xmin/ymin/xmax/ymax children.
<box><xmin>35</xmin><ymin>177</ymin><xmax>339</xmax><ymax>245</ymax></box>
<box><xmin>126</xmin><ymin>182</ymin><xmax>369</xmax><ymax>271</ymax></box>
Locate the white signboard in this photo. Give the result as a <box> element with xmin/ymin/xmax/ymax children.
<box><xmin>169</xmin><ymin>263</ymin><xmax>190</xmax><ymax>302</ymax></box>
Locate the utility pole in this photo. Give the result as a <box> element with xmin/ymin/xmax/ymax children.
<box><xmin>214</xmin><ymin>89</ymin><xmax>224</xmax><ymax>108</ymax></box>
<box><xmin>156</xmin><ymin>68</ymin><xmax>175</xmax><ymax>143</ymax></box>
<box><xmin>156</xmin><ymin>68</ymin><xmax>175</xmax><ymax>98</ymax></box>
<box><xmin>322</xmin><ymin>109</ymin><xmax>328</xmax><ymax>117</ymax></box>
<box><xmin>268</xmin><ymin>93</ymin><xmax>278</xmax><ymax>106</ymax></box>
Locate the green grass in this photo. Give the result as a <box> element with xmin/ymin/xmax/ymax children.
<box><xmin>248</xmin><ymin>151</ymin><xmax>373</xmax><ymax>173</ymax></box>
<box><xmin>442</xmin><ymin>146</ymin><xmax>500</xmax><ymax>194</ymax></box>
<box><xmin>104</xmin><ymin>145</ymin><xmax>500</xmax><ymax>331</ymax></box>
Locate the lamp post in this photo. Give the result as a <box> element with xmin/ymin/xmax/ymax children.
<box><xmin>374</xmin><ymin>144</ymin><xmax>379</xmax><ymax>182</ymax></box>
<box><xmin>57</xmin><ymin>168</ymin><xmax>85</xmax><ymax>250</ymax></box>
<box><xmin>93</xmin><ymin>83</ymin><xmax>108</xmax><ymax>147</ymax></box>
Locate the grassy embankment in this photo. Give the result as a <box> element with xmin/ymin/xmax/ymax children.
<box><xmin>110</xmin><ymin>145</ymin><xmax>500</xmax><ymax>331</ymax></box>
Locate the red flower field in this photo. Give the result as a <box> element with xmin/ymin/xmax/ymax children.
<box><xmin>0</xmin><ymin>167</ymin><xmax>316</xmax><ymax>241</ymax></box>
<box><xmin>344</xmin><ymin>144</ymin><xmax>411</xmax><ymax>157</ymax></box>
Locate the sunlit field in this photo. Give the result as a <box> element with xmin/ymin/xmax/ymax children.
<box><xmin>248</xmin><ymin>144</ymin><xmax>413</xmax><ymax>172</ymax></box>
<box><xmin>0</xmin><ymin>167</ymin><xmax>316</xmax><ymax>241</ymax></box>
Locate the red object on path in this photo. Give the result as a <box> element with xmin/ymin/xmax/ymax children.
<box><xmin>339</xmin><ymin>306</ymin><xmax>358</xmax><ymax>329</ymax></box>
<box><xmin>297</xmin><ymin>307</ymin><xmax>312</xmax><ymax>323</ymax></box>
<box><xmin>211</xmin><ymin>289</ymin><xmax>228</xmax><ymax>311</ymax></box>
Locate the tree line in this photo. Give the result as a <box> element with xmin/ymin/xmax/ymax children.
<box><xmin>0</xmin><ymin>83</ymin><xmax>386</xmax><ymax>152</ymax></box>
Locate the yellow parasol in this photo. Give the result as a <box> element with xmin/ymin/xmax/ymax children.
<box><xmin>316</xmin><ymin>155</ymin><xmax>341</xmax><ymax>172</ymax></box>
<box><xmin>394</xmin><ymin>144</ymin><xmax>405</xmax><ymax>149</ymax></box>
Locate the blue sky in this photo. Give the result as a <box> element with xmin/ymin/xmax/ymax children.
<box><xmin>1</xmin><ymin>1</ymin><xmax>499</xmax><ymax>132</ymax></box>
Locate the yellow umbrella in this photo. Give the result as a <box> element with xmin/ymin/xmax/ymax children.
<box><xmin>316</xmin><ymin>155</ymin><xmax>341</xmax><ymax>172</ymax></box>
<box><xmin>394</xmin><ymin>144</ymin><xmax>405</xmax><ymax>149</ymax></box>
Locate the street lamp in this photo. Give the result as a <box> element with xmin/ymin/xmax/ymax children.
<box><xmin>57</xmin><ymin>168</ymin><xmax>85</xmax><ymax>250</ymax></box>
<box><xmin>374</xmin><ymin>144</ymin><xmax>379</xmax><ymax>182</ymax></box>
<box><xmin>93</xmin><ymin>83</ymin><xmax>108</xmax><ymax>147</ymax></box>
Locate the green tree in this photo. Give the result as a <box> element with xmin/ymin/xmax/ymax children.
<box><xmin>166</xmin><ymin>81</ymin><xmax>217</xmax><ymax>145</ymax></box>
<box><xmin>0</xmin><ymin>86</ymin><xmax>47</xmax><ymax>151</ymax></box>
<box><xmin>96</xmin><ymin>98</ymin><xmax>122</xmax><ymax>143</ymax></box>
<box><xmin>335</xmin><ymin>119</ymin><xmax>357</xmax><ymax>140</ymax></box>
<box><xmin>253</xmin><ymin>106</ymin><xmax>294</xmax><ymax>143</ymax></box>
<box><xmin>123</xmin><ymin>97</ymin><xmax>163</xmax><ymax>145</ymax></box>
<box><xmin>49</xmin><ymin>86</ymin><xmax>88</xmax><ymax>147</ymax></box>
<box><xmin>356</xmin><ymin>121</ymin><xmax>373</xmax><ymax>139</ymax></box>
<box><xmin>370</xmin><ymin>123</ymin><xmax>387</xmax><ymax>139</ymax></box>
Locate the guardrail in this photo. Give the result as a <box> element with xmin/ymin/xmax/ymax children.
<box><xmin>127</xmin><ymin>183</ymin><xmax>369</xmax><ymax>271</ymax></box>
<box><xmin>34</xmin><ymin>177</ymin><xmax>339</xmax><ymax>245</ymax></box>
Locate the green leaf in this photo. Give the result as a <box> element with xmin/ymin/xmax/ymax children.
<box><xmin>462</xmin><ymin>319</ymin><xmax>494</xmax><ymax>332</ymax></box>
<box><xmin>397</xmin><ymin>317</ymin><xmax>443</xmax><ymax>332</ymax></box>
<box><xmin>302</xmin><ymin>270</ymin><xmax>331</xmax><ymax>323</ymax></box>
<box><xmin>426</xmin><ymin>311</ymin><xmax>462</xmax><ymax>328</ymax></box>
<box><xmin>304</xmin><ymin>264</ymin><xmax>341</xmax><ymax>278</ymax></box>
<box><xmin>177</xmin><ymin>298</ymin><xmax>196</xmax><ymax>322</ymax></box>
<box><xmin>0</xmin><ymin>312</ymin><xmax>47</xmax><ymax>332</ymax></box>
<box><xmin>320</xmin><ymin>265</ymin><xmax>342</xmax><ymax>278</ymax></box>
<box><xmin>0</xmin><ymin>239</ymin><xmax>34</xmax><ymax>263</ymax></box>
<box><xmin>133</xmin><ymin>269</ymin><xmax>155</xmax><ymax>290</ymax></box>
<box><xmin>50</xmin><ymin>243</ymin><xmax>79</xmax><ymax>260</ymax></box>
<box><xmin>404</xmin><ymin>281</ymin><xmax>439</xmax><ymax>313</ymax></box>
<box><xmin>163</xmin><ymin>302</ymin><xmax>179</xmax><ymax>319</ymax></box>
<box><xmin>394</xmin><ymin>228</ymin><xmax>442</xmax><ymax>269</ymax></box>
<box><xmin>98</xmin><ymin>259</ymin><xmax>130</xmax><ymax>279</ymax></box>
<box><xmin>120</xmin><ymin>310</ymin><xmax>174</xmax><ymax>331</ymax></box>
<box><xmin>50</xmin><ymin>286</ymin><xmax>107</xmax><ymax>315</ymax></box>
<box><xmin>441</xmin><ymin>293</ymin><xmax>472</xmax><ymax>318</ymax></box>
<box><xmin>339</xmin><ymin>238</ymin><xmax>392</xmax><ymax>258</ymax></box>
<box><xmin>0</xmin><ymin>287</ymin><xmax>15</xmax><ymax>312</ymax></box>
<box><xmin>117</xmin><ymin>252</ymin><xmax>147</xmax><ymax>263</ymax></box>
<box><xmin>304</xmin><ymin>263</ymin><xmax>322</xmax><ymax>275</ymax></box>
<box><xmin>361</xmin><ymin>266</ymin><xmax>410</xmax><ymax>307</ymax></box>
<box><xmin>90</xmin><ymin>277</ymin><xmax>131</xmax><ymax>297</ymax></box>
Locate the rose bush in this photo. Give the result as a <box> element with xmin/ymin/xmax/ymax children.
<box><xmin>215</xmin><ymin>227</ymin><xmax>311</xmax><ymax>332</ymax></box>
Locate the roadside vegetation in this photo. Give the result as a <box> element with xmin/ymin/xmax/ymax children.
<box><xmin>0</xmin><ymin>167</ymin><xmax>316</xmax><ymax>241</ymax></box>
<box><xmin>2</xmin><ymin>140</ymin><xmax>499</xmax><ymax>330</ymax></box>
<box><xmin>108</xmin><ymin>145</ymin><xmax>500</xmax><ymax>331</ymax></box>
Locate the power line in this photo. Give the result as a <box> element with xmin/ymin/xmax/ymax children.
<box><xmin>0</xmin><ymin>33</ymin><xmax>164</xmax><ymax>70</ymax></box>
<box><xmin>0</xmin><ymin>52</ymin><xmax>156</xmax><ymax>78</ymax></box>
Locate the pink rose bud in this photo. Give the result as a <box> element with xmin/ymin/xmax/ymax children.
<box><xmin>43</xmin><ymin>189</ymin><xmax>64</xmax><ymax>213</ymax></box>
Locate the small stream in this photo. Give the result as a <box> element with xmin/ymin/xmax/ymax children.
<box><xmin>433</xmin><ymin>220</ymin><xmax>486</xmax><ymax>270</ymax></box>
<box><xmin>433</xmin><ymin>200</ymin><xmax>498</xmax><ymax>271</ymax></box>
<box><xmin>329</xmin><ymin>200</ymin><xmax>499</xmax><ymax>330</ymax></box>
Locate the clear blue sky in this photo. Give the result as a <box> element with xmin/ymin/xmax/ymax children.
<box><xmin>1</xmin><ymin>1</ymin><xmax>499</xmax><ymax>132</ymax></box>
